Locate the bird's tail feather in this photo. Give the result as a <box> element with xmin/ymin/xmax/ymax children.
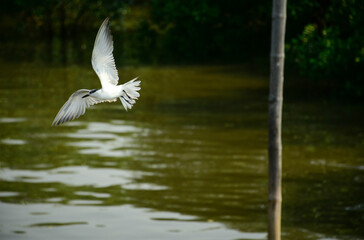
<box><xmin>119</xmin><ymin>77</ymin><xmax>141</xmax><ymax>111</ymax></box>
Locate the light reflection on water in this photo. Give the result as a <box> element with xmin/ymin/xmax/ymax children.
<box><xmin>1</xmin><ymin>202</ymin><xmax>266</xmax><ymax>240</ymax></box>
<box><xmin>65</xmin><ymin>121</ymin><xmax>144</xmax><ymax>157</ymax></box>
<box><xmin>1</xmin><ymin>166</ymin><xmax>149</xmax><ymax>188</ymax></box>
<box><xmin>1</xmin><ymin>138</ymin><xmax>27</xmax><ymax>145</ymax></box>
<box><xmin>0</xmin><ymin>64</ymin><xmax>363</xmax><ymax>239</ymax></box>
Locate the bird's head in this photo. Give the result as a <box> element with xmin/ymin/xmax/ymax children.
<box><xmin>82</xmin><ymin>89</ymin><xmax>99</xmax><ymax>98</ymax></box>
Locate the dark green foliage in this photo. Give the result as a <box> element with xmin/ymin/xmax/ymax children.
<box><xmin>1</xmin><ymin>0</ymin><xmax>363</xmax><ymax>97</ymax></box>
<box><xmin>286</xmin><ymin>0</ymin><xmax>364</xmax><ymax>97</ymax></box>
<box><xmin>143</xmin><ymin>0</ymin><xmax>271</xmax><ymax>63</ymax></box>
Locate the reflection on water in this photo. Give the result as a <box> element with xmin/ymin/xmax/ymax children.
<box><xmin>0</xmin><ymin>118</ymin><xmax>27</xmax><ymax>123</ymax></box>
<box><xmin>0</xmin><ymin>202</ymin><xmax>266</xmax><ymax>240</ymax></box>
<box><xmin>1</xmin><ymin>139</ymin><xmax>27</xmax><ymax>145</ymax></box>
<box><xmin>0</xmin><ymin>64</ymin><xmax>363</xmax><ymax>239</ymax></box>
<box><xmin>65</xmin><ymin>121</ymin><xmax>144</xmax><ymax>157</ymax></box>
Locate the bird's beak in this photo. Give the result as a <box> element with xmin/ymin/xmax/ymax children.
<box><xmin>82</xmin><ymin>94</ymin><xmax>90</xmax><ymax>98</ymax></box>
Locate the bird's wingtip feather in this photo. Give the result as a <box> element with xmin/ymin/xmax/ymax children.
<box><xmin>103</xmin><ymin>17</ymin><xmax>110</xmax><ymax>25</ymax></box>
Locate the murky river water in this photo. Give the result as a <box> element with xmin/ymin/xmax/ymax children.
<box><xmin>0</xmin><ymin>63</ymin><xmax>363</xmax><ymax>239</ymax></box>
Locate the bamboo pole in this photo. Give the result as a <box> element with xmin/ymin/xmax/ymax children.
<box><xmin>268</xmin><ymin>0</ymin><xmax>287</xmax><ymax>239</ymax></box>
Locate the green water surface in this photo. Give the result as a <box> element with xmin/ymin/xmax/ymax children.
<box><xmin>0</xmin><ymin>63</ymin><xmax>363</xmax><ymax>239</ymax></box>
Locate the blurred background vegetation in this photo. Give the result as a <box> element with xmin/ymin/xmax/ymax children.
<box><xmin>1</xmin><ymin>0</ymin><xmax>363</xmax><ymax>98</ymax></box>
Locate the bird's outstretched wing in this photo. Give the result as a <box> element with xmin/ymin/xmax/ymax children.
<box><xmin>52</xmin><ymin>89</ymin><xmax>116</xmax><ymax>126</ymax></box>
<box><xmin>91</xmin><ymin>18</ymin><xmax>119</xmax><ymax>88</ymax></box>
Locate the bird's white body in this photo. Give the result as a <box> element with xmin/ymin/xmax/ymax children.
<box><xmin>93</xmin><ymin>85</ymin><xmax>123</xmax><ymax>100</ymax></box>
<box><xmin>52</xmin><ymin>18</ymin><xmax>140</xmax><ymax>126</ymax></box>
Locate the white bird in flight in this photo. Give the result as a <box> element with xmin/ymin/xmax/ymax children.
<box><xmin>52</xmin><ymin>18</ymin><xmax>141</xmax><ymax>126</ymax></box>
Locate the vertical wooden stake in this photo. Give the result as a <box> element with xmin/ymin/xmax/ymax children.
<box><xmin>268</xmin><ymin>0</ymin><xmax>287</xmax><ymax>239</ymax></box>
